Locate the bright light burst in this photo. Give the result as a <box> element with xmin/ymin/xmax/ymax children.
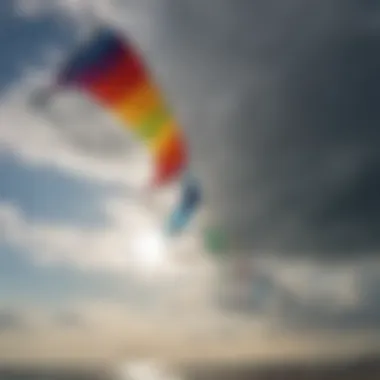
<box><xmin>131</xmin><ymin>228</ymin><xmax>168</xmax><ymax>273</ymax></box>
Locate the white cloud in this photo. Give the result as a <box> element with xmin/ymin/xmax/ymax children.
<box><xmin>0</xmin><ymin>198</ymin><xmax>210</xmax><ymax>277</ymax></box>
<box><xmin>2</xmin><ymin>80</ymin><xmax>152</xmax><ymax>186</ymax></box>
<box><xmin>0</xmin><ymin>194</ymin><xmax>220</xmax><ymax>330</ymax></box>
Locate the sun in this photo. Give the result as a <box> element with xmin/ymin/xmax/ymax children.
<box><xmin>131</xmin><ymin>228</ymin><xmax>168</xmax><ymax>272</ymax></box>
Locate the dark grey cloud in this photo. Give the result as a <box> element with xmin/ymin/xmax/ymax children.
<box><xmin>273</xmin><ymin>285</ymin><xmax>380</xmax><ymax>332</ymax></box>
<box><xmin>140</xmin><ymin>0</ymin><xmax>380</xmax><ymax>260</ymax></box>
<box><xmin>214</xmin><ymin>257</ymin><xmax>380</xmax><ymax>331</ymax></box>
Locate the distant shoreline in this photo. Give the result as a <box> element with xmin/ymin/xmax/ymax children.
<box><xmin>0</xmin><ymin>353</ymin><xmax>379</xmax><ymax>380</ymax></box>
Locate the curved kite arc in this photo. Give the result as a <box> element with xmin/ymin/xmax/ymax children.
<box><xmin>29</xmin><ymin>25</ymin><xmax>204</xmax><ymax>237</ymax></box>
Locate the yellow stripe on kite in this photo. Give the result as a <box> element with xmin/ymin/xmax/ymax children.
<box><xmin>149</xmin><ymin>120</ymin><xmax>178</xmax><ymax>155</ymax></box>
<box><xmin>115</xmin><ymin>83</ymin><xmax>164</xmax><ymax>129</ymax></box>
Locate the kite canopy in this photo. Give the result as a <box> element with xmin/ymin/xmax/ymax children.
<box><xmin>57</xmin><ymin>27</ymin><xmax>187</xmax><ymax>187</ymax></box>
<box><xmin>31</xmin><ymin>26</ymin><xmax>233</xmax><ymax>240</ymax></box>
<box><xmin>40</xmin><ymin>26</ymin><xmax>203</xmax><ymax>237</ymax></box>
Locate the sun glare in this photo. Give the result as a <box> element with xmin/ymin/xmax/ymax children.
<box><xmin>131</xmin><ymin>228</ymin><xmax>167</xmax><ymax>271</ymax></box>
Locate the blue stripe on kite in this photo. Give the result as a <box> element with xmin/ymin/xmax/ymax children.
<box><xmin>166</xmin><ymin>175</ymin><xmax>202</xmax><ymax>235</ymax></box>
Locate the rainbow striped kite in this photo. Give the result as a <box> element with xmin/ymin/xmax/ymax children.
<box><xmin>57</xmin><ymin>27</ymin><xmax>187</xmax><ymax>187</ymax></box>
<box><xmin>30</xmin><ymin>26</ymin><xmax>232</xmax><ymax>244</ymax></box>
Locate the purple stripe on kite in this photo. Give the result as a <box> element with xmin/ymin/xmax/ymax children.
<box><xmin>58</xmin><ymin>28</ymin><xmax>126</xmax><ymax>85</ymax></box>
<box><xmin>71</xmin><ymin>43</ymin><xmax>128</xmax><ymax>89</ymax></box>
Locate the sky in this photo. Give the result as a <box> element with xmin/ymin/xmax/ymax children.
<box><xmin>1</xmin><ymin>0</ymin><xmax>380</xmax><ymax>365</ymax></box>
